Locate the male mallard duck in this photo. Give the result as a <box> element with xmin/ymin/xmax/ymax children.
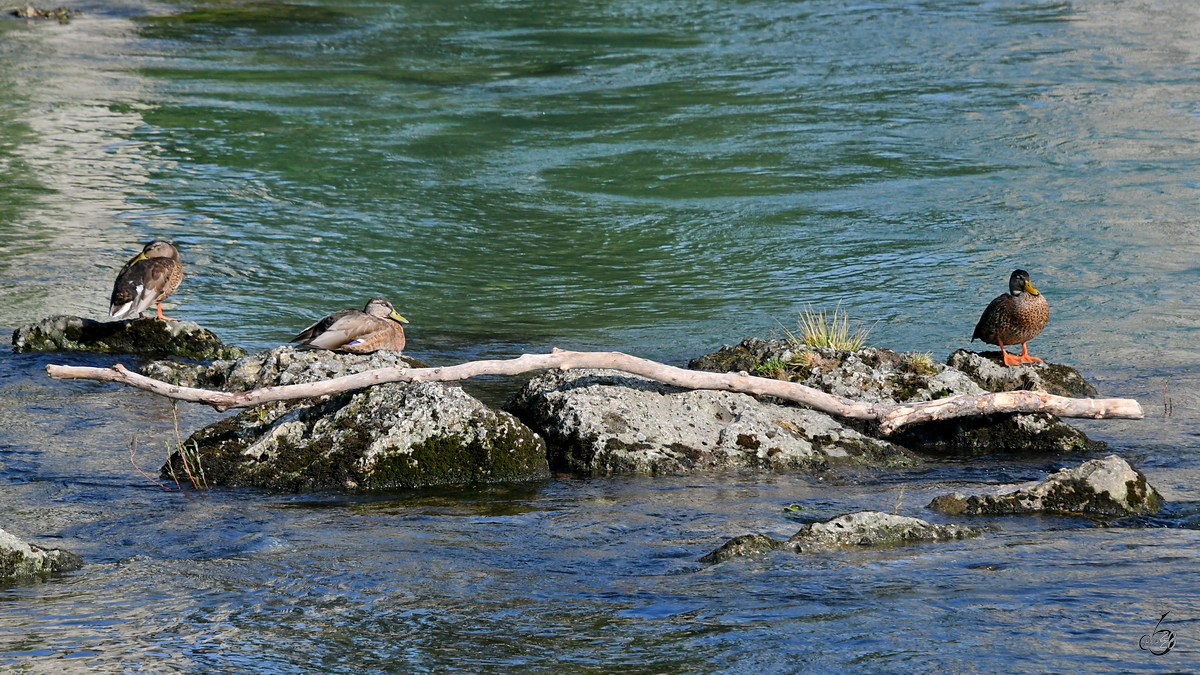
<box><xmin>291</xmin><ymin>296</ymin><xmax>409</xmax><ymax>354</ymax></box>
<box><xmin>109</xmin><ymin>240</ymin><xmax>184</xmax><ymax>321</ymax></box>
<box><xmin>972</xmin><ymin>269</ymin><xmax>1050</xmax><ymax>367</ymax></box>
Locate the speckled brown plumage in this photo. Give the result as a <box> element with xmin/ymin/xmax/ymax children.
<box><xmin>291</xmin><ymin>296</ymin><xmax>409</xmax><ymax>354</ymax></box>
<box><xmin>109</xmin><ymin>240</ymin><xmax>184</xmax><ymax>321</ymax></box>
<box><xmin>972</xmin><ymin>269</ymin><xmax>1049</xmax><ymax>367</ymax></box>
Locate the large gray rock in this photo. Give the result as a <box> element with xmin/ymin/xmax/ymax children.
<box><xmin>12</xmin><ymin>315</ymin><xmax>245</xmax><ymax>361</ymax></box>
<box><xmin>141</xmin><ymin>345</ymin><xmax>424</xmax><ymax>391</ymax></box>
<box><xmin>1</xmin><ymin>527</ymin><xmax>83</xmax><ymax>582</ymax></box>
<box><xmin>506</xmin><ymin>368</ymin><xmax>914</xmax><ymax>475</ymax></box>
<box><xmin>929</xmin><ymin>455</ymin><xmax>1163</xmax><ymax>517</ymax></box>
<box><xmin>689</xmin><ymin>339</ymin><xmax>1102</xmax><ymax>454</ymax></box>
<box><xmin>169</xmin><ymin>380</ymin><xmax>548</xmax><ymax>492</ymax></box>
<box><xmin>699</xmin><ymin>511</ymin><xmax>982</xmax><ymax>563</ymax></box>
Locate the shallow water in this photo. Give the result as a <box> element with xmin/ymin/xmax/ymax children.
<box><xmin>2</xmin><ymin>0</ymin><xmax>1200</xmax><ymax>671</ymax></box>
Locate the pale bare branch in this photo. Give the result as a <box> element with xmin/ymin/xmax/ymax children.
<box><xmin>44</xmin><ymin>349</ymin><xmax>1143</xmax><ymax>434</ymax></box>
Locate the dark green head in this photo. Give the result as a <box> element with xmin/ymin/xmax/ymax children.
<box><xmin>1008</xmin><ymin>269</ymin><xmax>1039</xmax><ymax>296</ymax></box>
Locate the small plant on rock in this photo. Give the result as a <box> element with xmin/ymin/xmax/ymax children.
<box><xmin>753</xmin><ymin>357</ymin><xmax>788</xmax><ymax>380</ymax></box>
<box><xmin>786</xmin><ymin>304</ymin><xmax>872</xmax><ymax>350</ymax></box>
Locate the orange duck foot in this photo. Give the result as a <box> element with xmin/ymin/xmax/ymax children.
<box><xmin>155</xmin><ymin>302</ymin><xmax>178</xmax><ymax>322</ymax></box>
<box><xmin>1017</xmin><ymin>342</ymin><xmax>1042</xmax><ymax>364</ymax></box>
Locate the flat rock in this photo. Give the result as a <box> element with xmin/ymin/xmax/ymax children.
<box><xmin>506</xmin><ymin>368</ymin><xmax>915</xmax><ymax>475</ymax></box>
<box><xmin>0</xmin><ymin>526</ymin><xmax>83</xmax><ymax>582</ymax></box>
<box><xmin>169</xmin><ymin>380</ymin><xmax>549</xmax><ymax>492</ymax></box>
<box><xmin>12</xmin><ymin>315</ymin><xmax>244</xmax><ymax>361</ymax></box>
<box><xmin>947</xmin><ymin>349</ymin><xmax>1098</xmax><ymax>398</ymax></box>
<box><xmin>787</xmin><ymin>510</ymin><xmax>982</xmax><ymax>551</ymax></box>
<box><xmin>141</xmin><ymin>345</ymin><xmax>425</xmax><ymax>391</ymax></box>
<box><xmin>928</xmin><ymin>454</ymin><xmax>1163</xmax><ymax>517</ymax></box>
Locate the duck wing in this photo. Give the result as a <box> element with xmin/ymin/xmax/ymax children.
<box><xmin>109</xmin><ymin>258</ymin><xmax>183</xmax><ymax>319</ymax></box>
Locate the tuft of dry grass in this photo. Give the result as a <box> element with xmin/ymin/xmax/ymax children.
<box><xmin>784</xmin><ymin>304</ymin><xmax>872</xmax><ymax>350</ymax></box>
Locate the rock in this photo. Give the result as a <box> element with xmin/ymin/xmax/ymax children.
<box><xmin>0</xmin><ymin>526</ymin><xmax>83</xmax><ymax>582</ymax></box>
<box><xmin>928</xmin><ymin>455</ymin><xmax>1163</xmax><ymax>517</ymax></box>
<box><xmin>690</xmin><ymin>339</ymin><xmax>1103</xmax><ymax>454</ymax></box>
<box><xmin>167</xmin><ymin>380</ymin><xmax>549</xmax><ymax>492</ymax></box>
<box><xmin>786</xmin><ymin>510</ymin><xmax>982</xmax><ymax>551</ymax></box>
<box><xmin>699</xmin><ymin>533</ymin><xmax>786</xmax><ymax>563</ymax></box>
<box><xmin>690</xmin><ymin>339</ymin><xmax>984</xmax><ymax>405</ymax></box>
<box><xmin>12</xmin><ymin>315</ymin><xmax>244</xmax><ymax>361</ymax></box>
<box><xmin>11</xmin><ymin>5</ymin><xmax>74</xmax><ymax>20</ymax></box>
<box><xmin>506</xmin><ymin>368</ymin><xmax>915</xmax><ymax>475</ymax></box>
<box><xmin>947</xmin><ymin>349</ymin><xmax>1098</xmax><ymax>398</ymax></box>
<box><xmin>889</xmin><ymin>412</ymin><xmax>1100</xmax><ymax>455</ymax></box>
<box><xmin>141</xmin><ymin>345</ymin><xmax>426</xmax><ymax>391</ymax></box>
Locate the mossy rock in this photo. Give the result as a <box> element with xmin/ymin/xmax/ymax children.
<box><xmin>947</xmin><ymin>349</ymin><xmax>1098</xmax><ymax>398</ymax></box>
<box><xmin>0</xmin><ymin>527</ymin><xmax>83</xmax><ymax>582</ymax></box>
<box><xmin>141</xmin><ymin>345</ymin><xmax>427</xmax><ymax>391</ymax></box>
<box><xmin>165</xmin><ymin>381</ymin><xmax>549</xmax><ymax>492</ymax></box>
<box><xmin>12</xmin><ymin>315</ymin><xmax>245</xmax><ymax>361</ymax></box>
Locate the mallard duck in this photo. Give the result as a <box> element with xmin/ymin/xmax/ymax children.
<box><xmin>972</xmin><ymin>269</ymin><xmax>1050</xmax><ymax>367</ymax></box>
<box><xmin>291</xmin><ymin>296</ymin><xmax>409</xmax><ymax>353</ymax></box>
<box><xmin>109</xmin><ymin>240</ymin><xmax>184</xmax><ymax>321</ymax></box>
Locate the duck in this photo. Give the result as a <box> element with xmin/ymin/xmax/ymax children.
<box><xmin>109</xmin><ymin>240</ymin><xmax>184</xmax><ymax>321</ymax></box>
<box><xmin>291</xmin><ymin>296</ymin><xmax>409</xmax><ymax>353</ymax></box>
<box><xmin>972</xmin><ymin>269</ymin><xmax>1050</xmax><ymax>367</ymax></box>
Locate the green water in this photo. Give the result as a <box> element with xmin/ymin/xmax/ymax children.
<box><xmin>3</xmin><ymin>0</ymin><xmax>1200</xmax><ymax>671</ymax></box>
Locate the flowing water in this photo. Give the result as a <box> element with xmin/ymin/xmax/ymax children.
<box><xmin>2</xmin><ymin>0</ymin><xmax>1200</xmax><ymax>671</ymax></box>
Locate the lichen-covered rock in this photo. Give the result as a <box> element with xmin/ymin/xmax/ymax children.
<box><xmin>165</xmin><ymin>379</ymin><xmax>549</xmax><ymax>487</ymax></box>
<box><xmin>506</xmin><ymin>368</ymin><xmax>915</xmax><ymax>475</ymax></box>
<box><xmin>690</xmin><ymin>339</ymin><xmax>1103</xmax><ymax>454</ymax></box>
<box><xmin>928</xmin><ymin>455</ymin><xmax>1163</xmax><ymax>517</ymax></box>
<box><xmin>141</xmin><ymin>345</ymin><xmax>426</xmax><ymax>391</ymax></box>
<box><xmin>690</xmin><ymin>339</ymin><xmax>984</xmax><ymax>405</ymax></box>
<box><xmin>12</xmin><ymin>315</ymin><xmax>244</xmax><ymax>360</ymax></box>
<box><xmin>947</xmin><ymin>349</ymin><xmax>1098</xmax><ymax>398</ymax></box>
<box><xmin>1</xmin><ymin>527</ymin><xmax>83</xmax><ymax>582</ymax></box>
<box><xmin>699</xmin><ymin>533</ymin><xmax>786</xmax><ymax>563</ymax></box>
<box><xmin>166</xmin><ymin>381</ymin><xmax>549</xmax><ymax>492</ymax></box>
<box><xmin>786</xmin><ymin>511</ymin><xmax>982</xmax><ymax>551</ymax></box>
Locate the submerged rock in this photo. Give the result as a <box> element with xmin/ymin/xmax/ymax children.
<box><xmin>0</xmin><ymin>527</ymin><xmax>83</xmax><ymax>582</ymax></box>
<box><xmin>699</xmin><ymin>511</ymin><xmax>982</xmax><ymax>563</ymax></box>
<box><xmin>689</xmin><ymin>339</ymin><xmax>1103</xmax><ymax>454</ymax></box>
<box><xmin>786</xmin><ymin>511</ymin><xmax>982</xmax><ymax>551</ymax></box>
<box><xmin>141</xmin><ymin>345</ymin><xmax>425</xmax><ymax>391</ymax></box>
<box><xmin>168</xmin><ymin>380</ymin><xmax>549</xmax><ymax>492</ymax></box>
<box><xmin>699</xmin><ymin>533</ymin><xmax>787</xmax><ymax>563</ymax></box>
<box><xmin>506</xmin><ymin>368</ymin><xmax>915</xmax><ymax>475</ymax></box>
<box><xmin>947</xmin><ymin>349</ymin><xmax>1098</xmax><ymax>398</ymax></box>
<box><xmin>928</xmin><ymin>455</ymin><xmax>1163</xmax><ymax>517</ymax></box>
<box><xmin>12</xmin><ymin>315</ymin><xmax>244</xmax><ymax>361</ymax></box>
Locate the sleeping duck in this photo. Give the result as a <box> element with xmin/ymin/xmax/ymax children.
<box><xmin>291</xmin><ymin>296</ymin><xmax>409</xmax><ymax>353</ymax></box>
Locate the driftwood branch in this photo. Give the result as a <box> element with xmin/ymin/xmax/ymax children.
<box><xmin>44</xmin><ymin>348</ymin><xmax>1143</xmax><ymax>435</ymax></box>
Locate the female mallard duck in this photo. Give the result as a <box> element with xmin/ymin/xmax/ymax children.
<box><xmin>291</xmin><ymin>296</ymin><xmax>409</xmax><ymax>353</ymax></box>
<box><xmin>972</xmin><ymin>269</ymin><xmax>1050</xmax><ymax>367</ymax></box>
<box><xmin>109</xmin><ymin>240</ymin><xmax>184</xmax><ymax>321</ymax></box>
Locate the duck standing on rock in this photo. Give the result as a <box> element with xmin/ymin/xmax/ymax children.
<box><xmin>291</xmin><ymin>296</ymin><xmax>409</xmax><ymax>353</ymax></box>
<box><xmin>972</xmin><ymin>269</ymin><xmax>1050</xmax><ymax>367</ymax></box>
<box><xmin>109</xmin><ymin>240</ymin><xmax>184</xmax><ymax>321</ymax></box>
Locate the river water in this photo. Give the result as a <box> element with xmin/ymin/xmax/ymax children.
<box><xmin>2</xmin><ymin>0</ymin><xmax>1199</xmax><ymax>671</ymax></box>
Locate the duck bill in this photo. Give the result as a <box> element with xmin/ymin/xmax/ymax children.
<box><xmin>1023</xmin><ymin>279</ymin><xmax>1040</xmax><ymax>295</ymax></box>
<box><xmin>130</xmin><ymin>252</ymin><xmax>147</xmax><ymax>264</ymax></box>
<box><xmin>389</xmin><ymin>311</ymin><xmax>409</xmax><ymax>324</ymax></box>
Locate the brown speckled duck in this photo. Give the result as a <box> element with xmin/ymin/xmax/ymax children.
<box><xmin>109</xmin><ymin>240</ymin><xmax>184</xmax><ymax>321</ymax></box>
<box><xmin>291</xmin><ymin>296</ymin><xmax>409</xmax><ymax>353</ymax></box>
<box><xmin>972</xmin><ymin>269</ymin><xmax>1050</xmax><ymax>367</ymax></box>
